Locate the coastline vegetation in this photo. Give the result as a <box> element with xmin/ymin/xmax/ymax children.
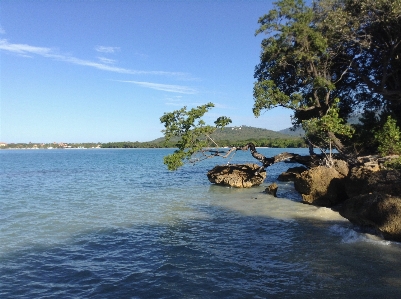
<box><xmin>1</xmin><ymin>126</ymin><xmax>306</xmax><ymax>150</ymax></box>
<box><xmin>1</xmin><ymin>142</ymin><xmax>102</xmax><ymax>150</ymax></box>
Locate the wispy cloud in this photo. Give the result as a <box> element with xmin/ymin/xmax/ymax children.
<box><xmin>0</xmin><ymin>26</ymin><xmax>5</xmax><ymax>35</ymax></box>
<box><xmin>117</xmin><ymin>80</ymin><xmax>197</xmax><ymax>94</ymax></box>
<box><xmin>0</xmin><ymin>39</ymin><xmax>51</xmax><ymax>56</ymax></box>
<box><xmin>95</xmin><ymin>45</ymin><xmax>120</xmax><ymax>53</ymax></box>
<box><xmin>97</xmin><ymin>56</ymin><xmax>116</xmax><ymax>64</ymax></box>
<box><xmin>0</xmin><ymin>39</ymin><xmax>188</xmax><ymax>77</ymax></box>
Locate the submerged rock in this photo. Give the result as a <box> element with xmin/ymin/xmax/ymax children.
<box><xmin>207</xmin><ymin>164</ymin><xmax>266</xmax><ymax>188</ymax></box>
<box><xmin>265</xmin><ymin>183</ymin><xmax>278</xmax><ymax>197</ymax></box>
<box><xmin>339</xmin><ymin>192</ymin><xmax>401</xmax><ymax>241</ymax></box>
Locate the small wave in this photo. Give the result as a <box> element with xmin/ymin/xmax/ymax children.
<box><xmin>328</xmin><ymin>224</ymin><xmax>391</xmax><ymax>245</ymax></box>
<box><xmin>309</xmin><ymin>207</ymin><xmax>347</xmax><ymax>221</ymax></box>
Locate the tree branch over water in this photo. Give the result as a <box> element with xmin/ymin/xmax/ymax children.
<box><xmin>160</xmin><ymin>104</ymin><xmax>306</xmax><ymax>171</ymax></box>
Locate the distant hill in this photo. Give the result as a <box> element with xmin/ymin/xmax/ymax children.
<box><xmin>278</xmin><ymin>127</ymin><xmax>305</xmax><ymax>137</ymax></box>
<box><xmin>150</xmin><ymin>125</ymin><xmax>302</xmax><ymax>144</ymax></box>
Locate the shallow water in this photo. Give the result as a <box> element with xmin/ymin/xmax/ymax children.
<box><xmin>1</xmin><ymin>148</ymin><xmax>401</xmax><ymax>298</ymax></box>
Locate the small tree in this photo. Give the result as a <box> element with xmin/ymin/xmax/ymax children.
<box><xmin>302</xmin><ymin>99</ymin><xmax>354</xmax><ymax>164</ymax></box>
<box><xmin>375</xmin><ymin>115</ymin><xmax>401</xmax><ymax>156</ymax></box>
<box><xmin>160</xmin><ymin>103</ymin><xmax>232</xmax><ymax>170</ymax></box>
<box><xmin>159</xmin><ymin>103</ymin><xmax>298</xmax><ymax>172</ymax></box>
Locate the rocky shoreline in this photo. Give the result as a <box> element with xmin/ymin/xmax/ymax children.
<box><xmin>207</xmin><ymin>156</ymin><xmax>401</xmax><ymax>242</ymax></box>
<box><xmin>290</xmin><ymin>155</ymin><xmax>401</xmax><ymax>242</ymax></box>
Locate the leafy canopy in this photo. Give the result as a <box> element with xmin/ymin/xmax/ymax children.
<box><xmin>253</xmin><ymin>0</ymin><xmax>339</xmax><ymax>124</ymax></box>
<box><xmin>160</xmin><ymin>103</ymin><xmax>231</xmax><ymax>170</ymax></box>
<box><xmin>253</xmin><ymin>0</ymin><xmax>401</xmax><ymax>156</ymax></box>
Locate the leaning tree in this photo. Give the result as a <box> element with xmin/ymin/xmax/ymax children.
<box><xmin>253</xmin><ymin>0</ymin><xmax>357</xmax><ymax>159</ymax></box>
<box><xmin>159</xmin><ymin>103</ymin><xmax>314</xmax><ymax>177</ymax></box>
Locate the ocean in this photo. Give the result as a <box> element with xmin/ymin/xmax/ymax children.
<box><xmin>1</xmin><ymin>148</ymin><xmax>401</xmax><ymax>298</ymax></box>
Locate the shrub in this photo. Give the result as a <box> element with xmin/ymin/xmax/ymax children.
<box><xmin>383</xmin><ymin>157</ymin><xmax>401</xmax><ymax>170</ymax></box>
<box><xmin>375</xmin><ymin>116</ymin><xmax>401</xmax><ymax>156</ymax></box>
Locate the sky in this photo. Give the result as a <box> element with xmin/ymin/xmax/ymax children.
<box><xmin>0</xmin><ymin>0</ymin><xmax>293</xmax><ymax>143</ymax></box>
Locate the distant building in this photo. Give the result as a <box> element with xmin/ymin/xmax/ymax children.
<box><xmin>0</xmin><ymin>142</ymin><xmax>7</xmax><ymax>147</ymax></box>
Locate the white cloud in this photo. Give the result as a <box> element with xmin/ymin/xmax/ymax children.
<box><xmin>95</xmin><ymin>46</ymin><xmax>120</xmax><ymax>53</ymax></box>
<box><xmin>117</xmin><ymin>80</ymin><xmax>197</xmax><ymax>94</ymax></box>
<box><xmin>0</xmin><ymin>39</ymin><xmax>52</xmax><ymax>55</ymax></box>
<box><xmin>97</xmin><ymin>56</ymin><xmax>116</xmax><ymax>64</ymax></box>
<box><xmin>0</xmin><ymin>39</ymin><xmax>188</xmax><ymax>77</ymax></box>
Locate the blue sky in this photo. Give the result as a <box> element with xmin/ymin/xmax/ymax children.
<box><xmin>0</xmin><ymin>0</ymin><xmax>293</xmax><ymax>143</ymax></box>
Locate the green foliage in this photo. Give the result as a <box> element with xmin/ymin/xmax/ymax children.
<box><xmin>101</xmin><ymin>141</ymin><xmax>167</xmax><ymax>148</ymax></box>
<box><xmin>253</xmin><ymin>0</ymin><xmax>401</xmax><ymax>155</ymax></box>
<box><xmin>383</xmin><ymin>157</ymin><xmax>401</xmax><ymax>170</ymax></box>
<box><xmin>302</xmin><ymin>99</ymin><xmax>354</xmax><ymax>151</ymax></box>
<box><xmin>253</xmin><ymin>0</ymin><xmax>339</xmax><ymax>127</ymax></box>
<box><xmin>375</xmin><ymin>116</ymin><xmax>401</xmax><ymax>156</ymax></box>
<box><xmin>2</xmin><ymin>142</ymin><xmax>102</xmax><ymax>149</ymax></box>
<box><xmin>160</xmin><ymin>103</ymin><xmax>232</xmax><ymax>170</ymax></box>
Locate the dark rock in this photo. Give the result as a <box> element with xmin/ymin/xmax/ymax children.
<box><xmin>289</xmin><ymin>154</ymin><xmax>324</xmax><ymax>168</ymax></box>
<box><xmin>207</xmin><ymin>164</ymin><xmax>266</xmax><ymax>188</ymax></box>
<box><xmin>265</xmin><ymin>183</ymin><xmax>278</xmax><ymax>197</ymax></box>
<box><xmin>278</xmin><ymin>166</ymin><xmax>307</xmax><ymax>182</ymax></box>
<box><xmin>339</xmin><ymin>192</ymin><xmax>401</xmax><ymax>241</ymax></box>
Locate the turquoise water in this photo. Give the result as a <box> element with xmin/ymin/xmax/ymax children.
<box><xmin>1</xmin><ymin>148</ymin><xmax>401</xmax><ymax>298</ymax></box>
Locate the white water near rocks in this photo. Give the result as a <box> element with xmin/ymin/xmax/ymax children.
<box><xmin>1</xmin><ymin>148</ymin><xmax>401</xmax><ymax>298</ymax></box>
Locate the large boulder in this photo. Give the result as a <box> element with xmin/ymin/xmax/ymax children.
<box><xmin>346</xmin><ymin>166</ymin><xmax>401</xmax><ymax>198</ymax></box>
<box><xmin>339</xmin><ymin>192</ymin><xmax>401</xmax><ymax>241</ymax></box>
<box><xmin>207</xmin><ymin>164</ymin><xmax>266</xmax><ymax>188</ymax></box>
<box><xmin>293</xmin><ymin>161</ymin><xmax>349</xmax><ymax>206</ymax></box>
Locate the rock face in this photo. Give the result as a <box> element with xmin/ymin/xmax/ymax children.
<box><xmin>346</xmin><ymin>167</ymin><xmax>401</xmax><ymax>198</ymax></box>
<box><xmin>294</xmin><ymin>165</ymin><xmax>348</xmax><ymax>206</ymax></box>
<box><xmin>339</xmin><ymin>164</ymin><xmax>401</xmax><ymax>241</ymax></box>
<box><xmin>292</xmin><ymin>155</ymin><xmax>401</xmax><ymax>241</ymax></box>
<box><xmin>339</xmin><ymin>193</ymin><xmax>401</xmax><ymax>241</ymax></box>
<box><xmin>207</xmin><ymin>164</ymin><xmax>266</xmax><ymax>188</ymax></box>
